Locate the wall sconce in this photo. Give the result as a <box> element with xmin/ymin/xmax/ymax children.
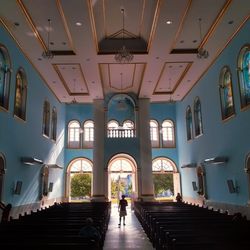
<box><xmin>181</xmin><ymin>163</ymin><xmax>197</xmax><ymax>168</ymax></box>
<box><xmin>202</xmin><ymin>156</ymin><xmax>228</xmax><ymax>165</ymax></box>
<box><xmin>227</xmin><ymin>179</ymin><xmax>239</xmax><ymax>193</ymax></box>
<box><xmin>21</xmin><ymin>157</ymin><xmax>43</xmax><ymax>165</ymax></box>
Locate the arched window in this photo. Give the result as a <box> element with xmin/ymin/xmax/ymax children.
<box><xmin>219</xmin><ymin>66</ymin><xmax>235</xmax><ymax>120</ymax></box>
<box><xmin>152</xmin><ymin>158</ymin><xmax>175</xmax><ymax>172</ymax></box>
<box><xmin>150</xmin><ymin>120</ymin><xmax>159</xmax><ymax>147</ymax></box>
<box><xmin>51</xmin><ymin>107</ymin><xmax>57</xmax><ymax>141</ymax></box>
<box><xmin>122</xmin><ymin>120</ymin><xmax>134</xmax><ymax>138</ymax></box>
<box><xmin>83</xmin><ymin>120</ymin><xmax>94</xmax><ymax>148</ymax></box>
<box><xmin>237</xmin><ymin>44</ymin><xmax>250</xmax><ymax>109</ymax></box>
<box><xmin>193</xmin><ymin>97</ymin><xmax>203</xmax><ymax>137</ymax></box>
<box><xmin>68</xmin><ymin>120</ymin><xmax>80</xmax><ymax>148</ymax></box>
<box><xmin>107</xmin><ymin>120</ymin><xmax>119</xmax><ymax>138</ymax></box>
<box><xmin>0</xmin><ymin>45</ymin><xmax>11</xmax><ymax>110</ymax></box>
<box><xmin>186</xmin><ymin>106</ymin><xmax>193</xmax><ymax>141</ymax></box>
<box><xmin>14</xmin><ymin>68</ymin><xmax>27</xmax><ymax>120</ymax></box>
<box><xmin>161</xmin><ymin>120</ymin><xmax>175</xmax><ymax>148</ymax></box>
<box><xmin>42</xmin><ymin>101</ymin><xmax>50</xmax><ymax>137</ymax></box>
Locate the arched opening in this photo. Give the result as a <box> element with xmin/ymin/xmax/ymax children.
<box><xmin>0</xmin><ymin>154</ymin><xmax>6</xmax><ymax>202</ymax></box>
<box><xmin>66</xmin><ymin>158</ymin><xmax>93</xmax><ymax>202</ymax></box>
<box><xmin>152</xmin><ymin>157</ymin><xmax>180</xmax><ymax>200</ymax></box>
<box><xmin>107</xmin><ymin>154</ymin><xmax>137</xmax><ymax>204</ymax></box>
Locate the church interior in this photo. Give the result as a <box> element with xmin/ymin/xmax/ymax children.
<box><xmin>0</xmin><ymin>0</ymin><xmax>250</xmax><ymax>249</ymax></box>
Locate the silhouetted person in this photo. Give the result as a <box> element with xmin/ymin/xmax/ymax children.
<box><xmin>79</xmin><ymin>217</ymin><xmax>101</xmax><ymax>247</ymax></box>
<box><xmin>118</xmin><ymin>195</ymin><xmax>128</xmax><ymax>226</ymax></box>
<box><xmin>1</xmin><ymin>203</ymin><xmax>12</xmax><ymax>223</ymax></box>
<box><xmin>175</xmin><ymin>192</ymin><xmax>182</xmax><ymax>202</ymax></box>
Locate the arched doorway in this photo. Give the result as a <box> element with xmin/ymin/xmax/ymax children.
<box><xmin>107</xmin><ymin>154</ymin><xmax>137</xmax><ymax>202</ymax></box>
<box><xmin>0</xmin><ymin>153</ymin><xmax>6</xmax><ymax>202</ymax></box>
<box><xmin>65</xmin><ymin>158</ymin><xmax>93</xmax><ymax>202</ymax></box>
<box><xmin>152</xmin><ymin>157</ymin><xmax>180</xmax><ymax>200</ymax></box>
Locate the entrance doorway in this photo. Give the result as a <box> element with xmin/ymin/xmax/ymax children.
<box><xmin>65</xmin><ymin>158</ymin><xmax>93</xmax><ymax>202</ymax></box>
<box><xmin>107</xmin><ymin>154</ymin><xmax>137</xmax><ymax>203</ymax></box>
<box><xmin>152</xmin><ymin>157</ymin><xmax>180</xmax><ymax>200</ymax></box>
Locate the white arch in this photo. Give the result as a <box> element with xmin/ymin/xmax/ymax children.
<box><xmin>107</xmin><ymin>153</ymin><xmax>138</xmax><ymax>201</ymax></box>
<box><xmin>65</xmin><ymin>157</ymin><xmax>93</xmax><ymax>201</ymax></box>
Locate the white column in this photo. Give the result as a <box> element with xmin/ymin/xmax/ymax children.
<box><xmin>138</xmin><ymin>98</ymin><xmax>154</xmax><ymax>201</ymax></box>
<box><xmin>92</xmin><ymin>99</ymin><xmax>106</xmax><ymax>201</ymax></box>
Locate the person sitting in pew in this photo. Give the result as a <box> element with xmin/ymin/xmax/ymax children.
<box><xmin>175</xmin><ymin>193</ymin><xmax>182</xmax><ymax>203</ymax></box>
<box><xmin>0</xmin><ymin>202</ymin><xmax>12</xmax><ymax>223</ymax></box>
<box><xmin>79</xmin><ymin>217</ymin><xmax>101</xmax><ymax>247</ymax></box>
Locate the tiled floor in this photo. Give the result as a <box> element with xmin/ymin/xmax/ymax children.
<box><xmin>103</xmin><ymin>204</ymin><xmax>154</xmax><ymax>250</ymax></box>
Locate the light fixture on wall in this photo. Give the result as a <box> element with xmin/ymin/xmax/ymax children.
<box><xmin>21</xmin><ymin>157</ymin><xmax>43</xmax><ymax>166</ymax></box>
<box><xmin>197</xmin><ymin>18</ymin><xmax>209</xmax><ymax>59</ymax></box>
<box><xmin>202</xmin><ymin>156</ymin><xmax>228</xmax><ymax>165</ymax></box>
<box><xmin>114</xmin><ymin>8</ymin><xmax>133</xmax><ymax>64</ymax></box>
<box><xmin>42</xmin><ymin>18</ymin><xmax>54</xmax><ymax>60</ymax></box>
<box><xmin>181</xmin><ymin>163</ymin><xmax>197</xmax><ymax>168</ymax></box>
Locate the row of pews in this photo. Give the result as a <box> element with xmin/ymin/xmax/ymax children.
<box><xmin>134</xmin><ymin>201</ymin><xmax>250</xmax><ymax>250</ymax></box>
<box><xmin>0</xmin><ymin>201</ymin><xmax>111</xmax><ymax>249</ymax></box>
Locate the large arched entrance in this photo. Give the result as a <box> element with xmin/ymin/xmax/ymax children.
<box><xmin>152</xmin><ymin>157</ymin><xmax>180</xmax><ymax>200</ymax></box>
<box><xmin>65</xmin><ymin>158</ymin><xmax>93</xmax><ymax>202</ymax></box>
<box><xmin>107</xmin><ymin>154</ymin><xmax>138</xmax><ymax>202</ymax></box>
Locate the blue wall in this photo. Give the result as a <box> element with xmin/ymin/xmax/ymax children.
<box><xmin>150</xmin><ymin>103</ymin><xmax>179</xmax><ymax>167</ymax></box>
<box><xmin>64</xmin><ymin>103</ymin><xmax>93</xmax><ymax>167</ymax></box>
<box><xmin>176</xmin><ymin>20</ymin><xmax>250</xmax><ymax>205</ymax></box>
<box><xmin>0</xmin><ymin>25</ymin><xmax>65</xmax><ymax>206</ymax></box>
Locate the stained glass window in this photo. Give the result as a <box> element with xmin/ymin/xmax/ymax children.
<box><xmin>152</xmin><ymin>158</ymin><xmax>176</xmax><ymax>172</ymax></box>
<box><xmin>186</xmin><ymin>106</ymin><xmax>193</xmax><ymax>141</ymax></box>
<box><xmin>219</xmin><ymin>66</ymin><xmax>235</xmax><ymax>120</ymax></box>
<box><xmin>42</xmin><ymin>101</ymin><xmax>50</xmax><ymax>137</ymax></box>
<box><xmin>237</xmin><ymin>45</ymin><xmax>250</xmax><ymax>108</ymax></box>
<box><xmin>194</xmin><ymin>97</ymin><xmax>203</xmax><ymax>136</ymax></box>
<box><xmin>0</xmin><ymin>45</ymin><xmax>11</xmax><ymax>110</ymax></box>
<box><xmin>14</xmin><ymin>68</ymin><xmax>27</xmax><ymax>120</ymax></box>
<box><xmin>51</xmin><ymin>107</ymin><xmax>57</xmax><ymax>141</ymax></box>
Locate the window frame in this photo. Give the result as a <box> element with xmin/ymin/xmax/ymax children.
<box><xmin>68</xmin><ymin>120</ymin><xmax>81</xmax><ymax>148</ymax></box>
<box><xmin>161</xmin><ymin>119</ymin><xmax>175</xmax><ymax>148</ymax></box>
<box><xmin>0</xmin><ymin>44</ymin><xmax>11</xmax><ymax>111</ymax></box>
<box><xmin>193</xmin><ymin>97</ymin><xmax>203</xmax><ymax>137</ymax></box>
<box><xmin>150</xmin><ymin>119</ymin><xmax>160</xmax><ymax>148</ymax></box>
<box><xmin>186</xmin><ymin>106</ymin><xmax>193</xmax><ymax>141</ymax></box>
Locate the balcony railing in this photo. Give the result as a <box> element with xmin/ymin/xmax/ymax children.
<box><xmin>107</xmin><ymin>129</ymin><xmax>136</xmax><ymax>138</ymax></box>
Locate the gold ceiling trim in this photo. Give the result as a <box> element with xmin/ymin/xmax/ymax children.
<box><xmin>52</xmin><ymin>63</ymin><xmax>89</xmax><ymax>96</ymax></box>
<box><xmin>169</xmin><ymin>0</ymin><xmax>192</xmax><ymax>53</ymax></box>
<box><xmin>182</xmin><ymin>14</ymin><xmax>250</xmax><ymax>101</ymax></box>
<box><xmin>88</xmin><ymin>0</ymin><xmax>100</xmax><ymax>53</ymax></box>
<box><xmin>0</xmin><ymin>16</ymin><xmax>61</xmax><ymax>103</ymax></box>
<box><xmin>139</xmin><ymin>0</ymin><xmax>146</xmax><ymax>38</ymax></box>
<box><xmin>99</xmin><ymin>63</ymin><xmax>146</xmax><ymax>96</ymax></box>
<box><xmin>56</xmin><ymin>0</ymin><xmax>76</xmax><ymax>53</ymax></box>
<box><xmin>17</xmin><ymin>0</ymin><xmax>47</xmax><ymax>51</ymax></box>
<box><xmin>153</xmin><ymin>61</ymin><xmax>193</xmax><ymax>95</ymax></box>
<box><xmin>147</xmin><ymin>0</ymin><xmax>162</xmax><ymax>52</ymax></box>
<box><xmin>199</xmin><ymin>0</ymin><xmax>232</xmax><ymax>49</ymax></box>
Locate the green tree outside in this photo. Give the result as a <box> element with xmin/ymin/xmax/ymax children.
<box><xmin>71</xmin><ymin>173</ymin><xmax>91</xmax><ymax>198</ymax></box>
<box><xmin>153</xmin><ymin>174</ymin><xmax>173</xmax><ymax>196</ymax></box>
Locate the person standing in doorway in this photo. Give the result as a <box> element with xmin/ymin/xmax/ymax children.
<box><xmin>118</xmin><ymin>195</ymin><xmax>128</xmax><ymax>227</ymax></box>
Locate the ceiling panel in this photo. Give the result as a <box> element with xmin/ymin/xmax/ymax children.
<box><xmin>53</xmin><ymin>64</ymin><xmax>89</xmax><ymax>95</ymax></box>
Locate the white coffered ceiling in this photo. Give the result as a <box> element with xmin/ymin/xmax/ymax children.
<box><xmin>0</xmin><ymin>0</ymin><xmax>249</xmax><ymax>103</ymax></box>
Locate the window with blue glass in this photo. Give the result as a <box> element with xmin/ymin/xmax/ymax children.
<box><xmin>0</xmin><ymin>45</ymin><xmax>11</xmax><ymax>110</ymax></box>
<box><xmin>219</xmin><ymin>66</ymin><xmax>235</xmax><ymax>120</ymax></box>
<box><xmin>194</xmin><ymin>97</ymin><xmax>203</xmax><ymax>136</ymax></box>
<box><xmin>42</xmin><ymin>101</ymin><xmax>50</xmax><ymax>137</ymax></box>
<box><xmin>186</xmin><ymin>106</ymin><xmax>193</xmax><ymax>141</ymax></box>
<box><xmin>51</xmin><ymin>107</ymin><xmax>57</xmax><ymax>141</ymax></box>
<box><xmin>237</xmin><ymin>45</ymin><xmax>250</xmax><ymax>108</ymax></box>
<box><xmin>14</xmin><ymin>68</ymin><xmax>27</xmax><ymax>120</ymax></box>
